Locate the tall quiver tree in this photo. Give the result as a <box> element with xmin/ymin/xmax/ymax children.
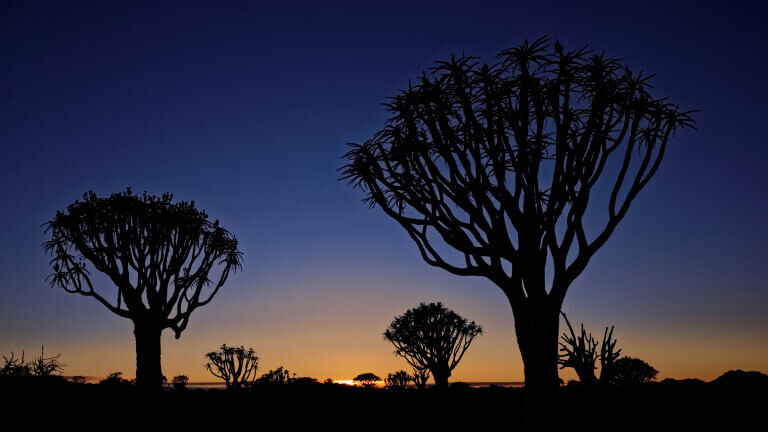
<box><xmin>44</xmin><ymin>189</ymin><xmax>242</xmax><ymax>390</ymax></box>
<box><xmin>341</xmin><ymin>37</ymin><xmax>695</xmax><ymax>425</ymax></box>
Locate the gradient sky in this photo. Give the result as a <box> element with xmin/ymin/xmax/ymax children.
<box><xmin>1</xmin><ymin>0</ymin><xmax>767</xmax><ymax>383</ymax></box>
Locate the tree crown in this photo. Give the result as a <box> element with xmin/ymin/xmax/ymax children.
<box><xmin>384</xmin><ymin>302</ymin><xmax>482</xmax><ymax>373</ymax></box>
<box><xmin>43</xmin><ymin>188</ymin><xmax>242</xmax><ymax>337</ymax></box>
<box><xmin>341</xmin><ymin>37</ymin><xmax>695</xmax><ymax>303</ymax></box>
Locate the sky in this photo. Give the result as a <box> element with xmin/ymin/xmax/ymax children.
<box><xmin>1</xmin><ymin>0</ymin><xmax>767</xmax><ymax>383</ymax></box>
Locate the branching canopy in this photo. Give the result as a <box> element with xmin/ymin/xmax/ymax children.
<box><xmin>384</xmin><ymin>302</ymin><xmax>483</xmax><ymax>374</ymax></box>
<box><xmin>204</xmin><ymin>344</ymin><xmax>259</xmax><ymax>389</ymax></box>
<box><xmin>43</xmin><ymin>189</ymin><xmax>242</xmax><ymax>337</ymax></box>
<box><xmin>341</xmin><ymin>37</ymin><xmax>695</xmax><ymax>305</ymax></box>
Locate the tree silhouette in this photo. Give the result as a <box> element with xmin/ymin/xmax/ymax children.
<box><xmin>44</xmin><ymin>189</ymin><xmax>242</xmax><ymax>390</ymax></box>
<box><xmin>341</xmin><ymin>37</ymin><xmax>694</xmax><ymax>424</ymax></box>
<box><xmin>172</xmin><ymin>374</ymin><xmax>189</xmax><ymax>390</ymax></box>
<box><xmin>353</xmin><ymin>372</ymin><xmax>380</xmax><ymax>388</ymax></box>
<box><xmin>383</xmin><ymin>302</ymin><xmax>482</xmax><ymax>390</ymax></box>
<box><xmin>411</xmin><ymin>367</ymin><xmax>430</xmax><ymax>389</ymax></box>
<box><xmin>558</xmin><ymin>312</ymin><xmax>620</xmax><ymax>385</ymax></box>
<box><xmin>204</xmin><ymin>345</ymin><xmax>259</xmax><ymax>390</ymax></box>
<box><xmin>607</xmin><ymin>357</ymin><xmax>657</xmax><ymax>385</ymax></box>
<box><xmin>384</xmin><ymin>370</ymin><xmax>412</xmax><ymax>390</ymax></box>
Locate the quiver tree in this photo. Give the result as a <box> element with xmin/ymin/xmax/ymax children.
<box><xmin>558</xmin><ymin>312</ymin><xmax>620</xmax><ymax>385</ymax></box>
<box><xmin>204</xmin><ymin>345</ymin><xmax>259</xmax><ymax>389</ymax></box>
<box><xmin>44</xmin><ymin>189</ymin><xmax>242</xmax><ymax>390</ymax></box>
<box><xmin>384</xmin><ymin>370</ymin><xmax>412</xmax><ymax>390</ymax></box>
<box><xmin>383</xmin><ymin>302</ymin><xmax>483</xmax><ymax>390</ymax></box>
<box><xmin>341</xmin><ymin>37</ymin><xmax>694</xmax><ymax>424</ymax></box>
<box><xmin>411</xmin><ymin>367</ymin><xmax>430</xmax><ymax>389</ymax></box>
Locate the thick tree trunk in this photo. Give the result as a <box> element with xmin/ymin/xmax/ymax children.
<box><xmin>134</xmin><ymin>321</ymin><xmax>163</xmax><ymax>391</ymax></box>
<box><xmin>432</xmin><ymin>366</ymin><xmax>451</xmax><ymax>390</ymax></box>
<box><xmin>513</xmin><ymin>299</ymin><xmax>564</xmax><ymax>428</ymax></box>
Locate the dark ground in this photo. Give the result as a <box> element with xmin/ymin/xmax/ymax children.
<box><xmin>1</xmin><ymin>376</ymin><xmax>765</xmax><ymax>430</ymax></box>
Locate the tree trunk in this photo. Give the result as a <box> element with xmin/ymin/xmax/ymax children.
<box><xmin>513</xmin><ymin>299</ymin><xmax>564</xmax><ymax>428</ymax></box>
<box><xmin>432</xmin><ymin>366</ymin><xmax>451</xmax><ymax>390</ymax></box>
<box><xmin>134</xmin><ymin>321</ymin><xmax>163</xmax><ymax>391</ymax></box>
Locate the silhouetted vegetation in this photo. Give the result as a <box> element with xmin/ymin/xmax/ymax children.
<box><xmin>256</xmin><ymin>366</ymin><xmax>294</xmax><ymax>386</ymax></box>
<box><xmin>353</xmin><ymin>373</ymin><xmax>380</xmax><ymax>388</ymax></box>
<box><xmin>204</xmin><ymin>345</ymin><xmax>258</xmax><ymax>390</ymax></box>
<box><xmin>1</xmin><ymin>347</ymin><xmax>64</xmax><ymax>378</ymax></box>
<box><xmin>44</xmin><ymin>189</ymin><xmax>242</xmax><ymax>390</ymax></box>
<box><xmin>558</xmin><ymin>313</ymin><xmax>620</xmax><ymax>385</ymax></box>
<box><xmin>341</xmin><ymin>36</ymin><xmax>695</xmax><ymax>426</ymax></box>
<box><xmin>172</xmin><ymin>375</ymin><xmax>189</xmax><ymax>390</ymax></box>
<box><xmin>411</xmin><ymin>367</ymin><xmax>430</xmax><ymax>389</ymax></box>
<box><xmin>27</xmin><ymin>346</ymin><xmax>65</xmax><ymax>376</ymax></box>
<box><xmin>606</xmin><ymin>357</ymin><xmax>657</xmax><ymax>385</ymax></box>
<box><xmin>384</xmin><ymin>370</ymin><xmax>411</xmax><ymax>390</ymax></box>
<box><xmin>384</xmin><ymin>302</ymin><xmax>482</xmax><ymax>390</ymax></box>
<box><xmin>71</xmin><ymin>376</ymin><xmax>86</xmax><ymax>384</ymax></box>
<box><xmin>1</xmin><ymin>351</ymin><xmax>30</xmax><ymax>377</ymax></box>
<box><xmin>99</xmin><ymin>371</ymin><xmax>132</xmax><ymax>386</ymax></box>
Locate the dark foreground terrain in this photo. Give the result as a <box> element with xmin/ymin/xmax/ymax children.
<box><xmin>1</xmin><ymin>376</ymin><xmax>766</xmax><ymax>430</ymax></box>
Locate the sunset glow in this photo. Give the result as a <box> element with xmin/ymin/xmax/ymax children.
<box><xmin>1</xmin><ymin>1</ymin><xmax>766</xmax><ymax>388</ymax></box>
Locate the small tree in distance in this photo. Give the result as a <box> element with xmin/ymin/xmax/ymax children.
<box><xmin>353</xmin><ymin>373</ymin><xmax>381</xmax><ymax>388</ymax></box>
<box><xmin>204</xmin><ymin>345</ymin><xmax>259</xmax><ymax>390</ymax></box>
<box><xmin>558</xmin><ymin>313</ymin><xmax>620</xmax><ymax>385</ymax></box>
<box><xmin>44</xmin><ymin>189</ymin><xmax>242</xmax><ymax>390</ymax></box>
<box><xmin>411</xmin><ymin>367</ymin><xmax>430</xmax><ymax>389</ymax></box>
<box><xmin>384</xmin><ymin>370</ymin><xmax>412</xmax><ymax>390</ymax></box>
<box><xmin>384</xmin><ymin>302</ymin><xmax>482</xmax><ymax>390</ymax></box>
<box><xmin>172</xmin><ymin>375</ymin><xmax>189</xmax><ymax>390</ymax></box>
<box><xmin>607</xmin><ymin>357</ymin><xmax>657</xmax><ymax>385</ymax></box>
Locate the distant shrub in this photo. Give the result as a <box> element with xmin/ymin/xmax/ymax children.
<box><xmin>1</xmin><ymin>351</ymin><xmax>30</xmax><ymax>377</ymax></box>
<box><xmin>450</xmin><ymin>381</ymin><xmax>470</xmax><ymax>390</ymax></box>
<box><xmin>71</xmin><ymin>376</ymin><xmax>87</xmax><ymax>384</ymax></box>
<box><xmin>99</xmin><ymin>371</ymin><xmax>132</xmax><ymax>386</ymax></box>
<box><xmin>353</xmin><ymin>373</ymin><xmax>380</xmax><ymax>388</ymax></box>
<box><xmin>607</xmin><ymin>357</ymin><xmax>657</xmax><ymax>385</ymax></box>
<box><xmin>28</xmin><ymin>347</ymin><xmax>65</xmax><ymax>377</ymax></box>
<box><xmin>172</xmin><ymin>375</ymin><xmax>189</xmax><ymax>390</ymax></box>
<box><xmin>384</xmin><ymin>370</ymin><xmax>411</xmax><ymax>390</ymax></box>
<box><xmin>256</xmin><ymin>366</ymin><xmax>295</xmax><ymax>386</ymax></box>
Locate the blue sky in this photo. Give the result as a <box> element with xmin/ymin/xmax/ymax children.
<box><xmin>1</xmin><ymin>0</ymin><xmax>766</xmax><ymax>382</ymax></box>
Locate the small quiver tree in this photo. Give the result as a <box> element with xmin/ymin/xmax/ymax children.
<box><xmin>204</xmin><ymin>345</ymin><xmax>259</xmax><ymax>390</ymax></box>
<box><xmin>384</xmin><ymin>302</ymin><xmax>483</xmax><ymax>390</ymax></box>
<box><xmin>384</xmin><ymin>370</ymin><xmax>412</xmax><ymax>390</ymax></box>
<box><xmin>411</xmin><ymin>367</ymin><xmax>431</xmax><ymax>389</ymax></box>
<box><xmin>43</xmin><ymin>189</ymin><xmax>242</xmax><ymax>391</ymax></box>
<box><xmin>558</xmin><ymin>312</ymin><xmax>620</xmax><ymax>385</ymax></box>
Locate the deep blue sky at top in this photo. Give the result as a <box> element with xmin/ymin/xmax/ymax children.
<box><xmin>1</xmin><ymin>0</ymin><xmax>766</xmax><ymax>380</ymax></box>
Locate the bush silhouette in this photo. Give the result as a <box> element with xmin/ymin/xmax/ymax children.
<box><xmin>384</xmin><ymin>370</ymin><xmax>412</xmax><ymax>390</ymax></box>
<box><xmin>607</xmin><ymin>357</ymin><xmax>657</xmax><ymax>385</ymax></box>
<box><xmin>353</xmin><ymin>373</ymin><xmax>380</xmax><ymax>388</ymax></box>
